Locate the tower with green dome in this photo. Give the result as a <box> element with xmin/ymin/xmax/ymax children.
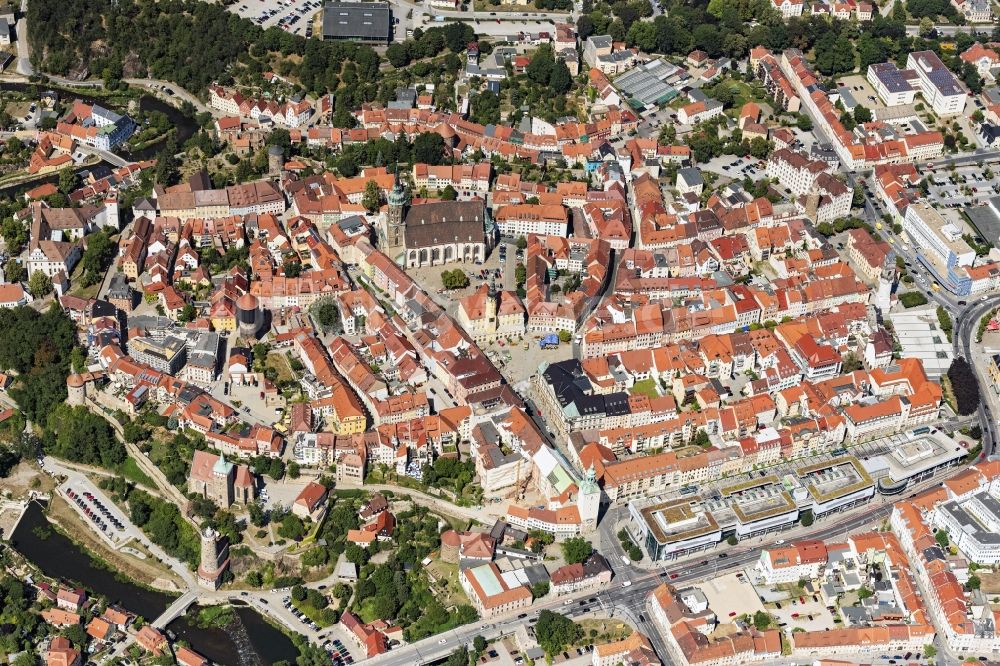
<box><xmin>382</xmin><ymin>165</ymin><xmax>409</xmax><ymax>264</ymax></box>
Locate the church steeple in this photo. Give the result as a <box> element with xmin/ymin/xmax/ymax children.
<box><xmin>383</xmin><ymin>163</ymin><xmax>409</xmax><ymax>264</ymax></box>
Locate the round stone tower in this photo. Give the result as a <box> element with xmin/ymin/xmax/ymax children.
<box><xmin>267</xmin><ymin>145</ymin><xmax>284</xmax><ymax>176</ymax></box>
<box><xmin>197</xmin><ymin>527</ymin><xmax>230</xmax><ymax>590</ymax></box>
<box><xmin>67</xmin><ymin>374</ymin><xmax>86</xmax><ymax>407</ymax></box>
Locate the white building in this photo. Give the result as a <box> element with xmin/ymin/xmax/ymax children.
<box><xmin>903</xmin><ymin>202</ymin><xmax>975</xmax><ymax>271</ymax></box>
<box><xmin>906</xmin><ymin>51</ymin><xmax>968</xmax><ymax>117</ymax></box>
<box><xmin>755</xmin><ymin>541</ymin><xmax>829</xmax><ymax>585</ymax></box>
<box><xmin>494</xmin><ymin>204</ymin><xmax>568</xmax><ymax>238</ymax></box>
<box><xmin>867</xmin><ymin>63</ymin><xmax>919</xmax><ymax>107</ymax></box>
<box><xmin>772</xmin><ymin>0</ymin><xmax>804</xmax><ymax>17</ymax></box>
<box><xmin>767</xmin><ymin>148</ymin><xmax>832</xmax><ymax>197</ymax></box>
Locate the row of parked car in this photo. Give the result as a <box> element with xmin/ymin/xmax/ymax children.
<box><xmin>67</xmin><ymin>488</ymin><xmax>124</xmax><ymax>533</ymax></box>
<box><xmin>322</xmin><ymin>637</ymin><xmax>354</xmax><ymax>666</ymax></box>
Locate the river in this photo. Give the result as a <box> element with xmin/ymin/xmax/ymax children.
<box><xmin>10</xmin><ymin>502</ymin><xmax>299</xmax><ymax>665</ymax></box>
<box><xmin>0</xmin><ymin>82</ymin><xmax>199</xmax><ymax>197</ymax></box>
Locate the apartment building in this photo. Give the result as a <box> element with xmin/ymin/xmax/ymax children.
<box><xmin>906</xmin><ymin>50</ymin><xmax>968</xmax><ymax>116</ymax></box>
<box><xmin>127</xmin><ymin>335</ymin><xmax>188</xmax><ymax>375</ymax></box>
<box><xmin>766</xmin><ymin>148</ymin><xmax>832</xmax><ymax>197</ymax></box>
<box><xmin>867</xmin><ymin>63</ymin><xmax>919</xmax><ymax>106</ymax></box>
<box><xmin>494</xmin><ymin>204</ymin><xmax>568</xmax><ymax>237</ymax></box>
<box><xmin>755</xmin><ymin>540</ymin><xmax>828</xmax><ymax>584</ymax></box>
<box><xmin>903</xmin><ymin>202</ymin><xmax>975</xmax><ymax>284</ymax></box>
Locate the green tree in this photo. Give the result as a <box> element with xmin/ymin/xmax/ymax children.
<box><xmin>967</xmin><ymin>573</ymin><xmax>981</xmax><ymax>591</ymax></box>
<box><xmin>313</xmin><ymin>300</ymin><xmax>341</xmax><ymax>333</ymax></box>
<box><xmin>413</xmin><ymin>132</ymin><xmax>447</xmax><ymax>165</ymax></box>
<box><xmin>853</xmin><ymin>105</ymin><xmax>873</xmax><ymax>123</ymax></box>
<box><xmin>799</xmin><ymin>510</ymin><xmax>814</xmax><ymax>527</ymax></box>
<box><xmin>531</xmin><ymin>581</ymin><xmax>550</xmax><ymax>599</ymax></box>
<box><xmin>549</xmin><ymin>59</ymin><xmax>572</xmax><ymax>94</ymax></box>
<box><xmin>558</xmin><ymin>329</ymin><xmax>572</xmax><ymax>344</ymax></box>
<box><xmin>4</xmin><ymin>258</ymin><xmax>25</xmax><ymax>284</ymax></box>
<box><xmin>441</xmin><ymin>269</ymin><xmax>469</xmax><ymax>290</ymax></box>
<box><xmin>28</xmin><ymin>271</ymin><xmax>52</xmax><ymax>298</ymax></box>
<box><xmin>749</xmin><ymin>136</ymin><xmax>772</xmax><ymax>159</ymax></box>
<box><xmin>79</xmin><ymin>230</ymin><xmax>116</xmax><ymax>286</ymax></box>
<box><xmin>58</xmin><ymin>166</ymin><xmax>76</xmax><ymax>194</ymax></box>
<box><xmin>279</xmin><ymin>514</ymin><xmax>307</xmax><ymax>541</ymax></box>
<box><xmin>44</xmin><ymin>405</ymin><xmax>124</xmax><ymax>468</ymax></box>
<box><xmin>918</xmin><ymin>16</ymin><xmax>934</xmax><ymax>37</ymax></box>
<box><xmin>752</xmin><ymin>611</ymin><xmax>772</xmax><ymax>631</ymax></box>
<box><xmin>936</xmin><ymin>306</ymin><xmax>953</xmax><ymax>342</ymax></box>
<box><xmin>841</xmin><ymin>352</ymin><xmax>863</xmax><ymax>373</ymax></box>
<box><xmin>440</xmin><ymin>184</ymin><xmax>457</xmax><ymax>201</ymax></box>
<box><xmin>561</xmin><ymin>537</ymin><xmax>593</xmax><ymax>564</ymax></box>
<box><xmin>62</xmin><ymin>623</ymin><xmax>87</xmax><ymax>647</ymax></box>
<box><xmin>470</xmin><ymin>91</ymin><xmax>501</xmax><ymax>125</ymax></box>
<box><xmin>527</xmin><ymin>44</ymin><xmax>555</xmax><ymax>85</ymax></box>
<box><xmin>179</xmin><ymin>303</ymin><xmax>197</xmax><ymax>323</ymax></box>
<box><xmin>535</xmin><ymin>610</ymin><xmax>582</xmax><ymax>656</ymax></box>
<box><xmin>948</xmin><ymin>357</ymin><xmax>980</xmax><ymax>416</ymax></box>
<box><xmin>658</xmin><ymin>123</ymin><xmax>677</xmax><ymax>145</ymax></box>
<box><xmin>248</xmin><ymin>501</ymin><xmax>268</xmax><ymax>527</ymax></box>
<box><xmin>516</xmin><ymin>236</ymin><xmax>528</xmax><ymax>250</ymax></box>
<box><xmin>362</xmin><ymin>180</ymin><xmax>381</xmax><ymax>214</ymax></box>
<box><xmin>445</xmin><ymin>647</ymin><xmax>470</xmax><ymax>666</ymax></box>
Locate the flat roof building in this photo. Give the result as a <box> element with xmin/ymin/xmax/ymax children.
<box><xmin>322</xmin><ymin>2</ymin><xmax>391</xmax><ymax>44</ymax></box>
<box><xmin>889</xmin><ymin>308</ymin><xmax>954</xmax><ymax>378</ymax></box>
<box><xmin>906</xmin><ymin>50</ymin><xmax>968</xmax><ymax>117</ymax></box>
<box><xmin>870</xmin><ymin>431</ymin><xmax>966</xmax><ymax>495</ymax></box>
<box><xmin>794</xmin><ymin>457</ymin><xmax>875</xmax><ymax>515</ymax></box>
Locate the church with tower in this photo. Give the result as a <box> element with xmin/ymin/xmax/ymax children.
<box><xmin>379</xmin><ymin>168</ymin><xmax>494</xmax><ymax>268</ymax></box>
<box><xmin>187</xmin><ymin>449</ymin><xmax>255</xmax><ymax>509</ymax></box>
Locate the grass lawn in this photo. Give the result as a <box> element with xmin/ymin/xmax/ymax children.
<box><xmin>630</xmin><ymin>378</ymin><xmax>660</xmax><ymax>399</ymax></box>
<box><xmin>717</xmin><ymin>80</ymin><xmax>768</xmax><ymax>115</ymax></box>
<box><xmin>940</xmin><ymin>373</ymin><xmax>958</xmax><ymax>414</ymax></box>
<box><xmin>356</xmin><ymin>596</ymin><xmax>380</xmax><ymax>624</ymax></box>
<box><xmin>266</xmin><ymin>352</ymin><xmax>295</xmax><ymax>383</ymax></box>
<box><xmin>426</xmin><ymin>559</ymin><xmax>471</xmax><ymax>608</ymax></box>
<box><xmin>575</xmin><ymin>618</ymin><xmax>634</xmax><ymax>646</ymax></box>
<box><xmin>292</xmin><ymin>598</ymin><xmax>335</xmax><ymax>627</ymax></box>
<box><xmin>120</xmin><ymin>457</ymin><xmax>156</xmax><ymax>489</ymax></box>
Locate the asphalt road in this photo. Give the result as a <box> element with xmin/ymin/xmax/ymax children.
<box><xmin>361</xmin><ymin>497</ymin><xmax>912</xmax><ymax>666</ymax></box>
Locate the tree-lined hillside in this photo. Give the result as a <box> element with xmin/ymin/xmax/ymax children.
<box><xmin>27</xmin><ymin>0</ymin><xmax>380</xmax><ymax>98</ymax></box>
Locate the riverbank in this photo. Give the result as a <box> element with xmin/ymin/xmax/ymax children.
<box><xmin>12</xmin><ymin>503</ymin><xmax>300</xmax><ymax>664</ymax></box>
<box><xmin>47</xmin><ymin>494</ymin><xmax>186</xmax><ymax>592</ymax></box>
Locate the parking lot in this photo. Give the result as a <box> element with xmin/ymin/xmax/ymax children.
<box><xmin>696</xmin><ymin>571</ymin><xmax>767</xmax><ymax>622</ymax></box>
<box><xmin>227</xmin><ymin>0</ymin><xmax>322</xmax><ymax>37</ymax></box>
<box><xmin>768</xmin><ymin>594</ymin><xmax>838</xmax><ymax>633</ymax></box>
<box><xmin>280</xmin><ymin>593</ymin><xmax>358</xmax><ymax>665</ymax></box>
<box><xmin>700</xmin><ymin>153</ymin><xmax>766</xmax><ymax>181</ymax></box>
<box><xmin>925</xmin><ymin>163</ymin><xmax>1000</xmax><ymax>209</ymax></box>
<box><xmin>836</xmin><ymin>74</ymin><xmax>886</xmax><ymax>112</ymax></box>
<box><xmin>60</xmin><ymin>481</ymin><xmax>129</xmax><ymax>546</ymax></box>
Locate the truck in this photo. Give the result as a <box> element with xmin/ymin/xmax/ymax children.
<box><xmin>539</xmin><ymin>333</ymin><xmax>560</xmax><ymax>349</ymax></box>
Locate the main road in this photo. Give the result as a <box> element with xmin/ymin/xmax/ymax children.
<box><xmin>361</xmin><ymin>475</ymin><xmax>945</xmax><ymax>666</ymax></box>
